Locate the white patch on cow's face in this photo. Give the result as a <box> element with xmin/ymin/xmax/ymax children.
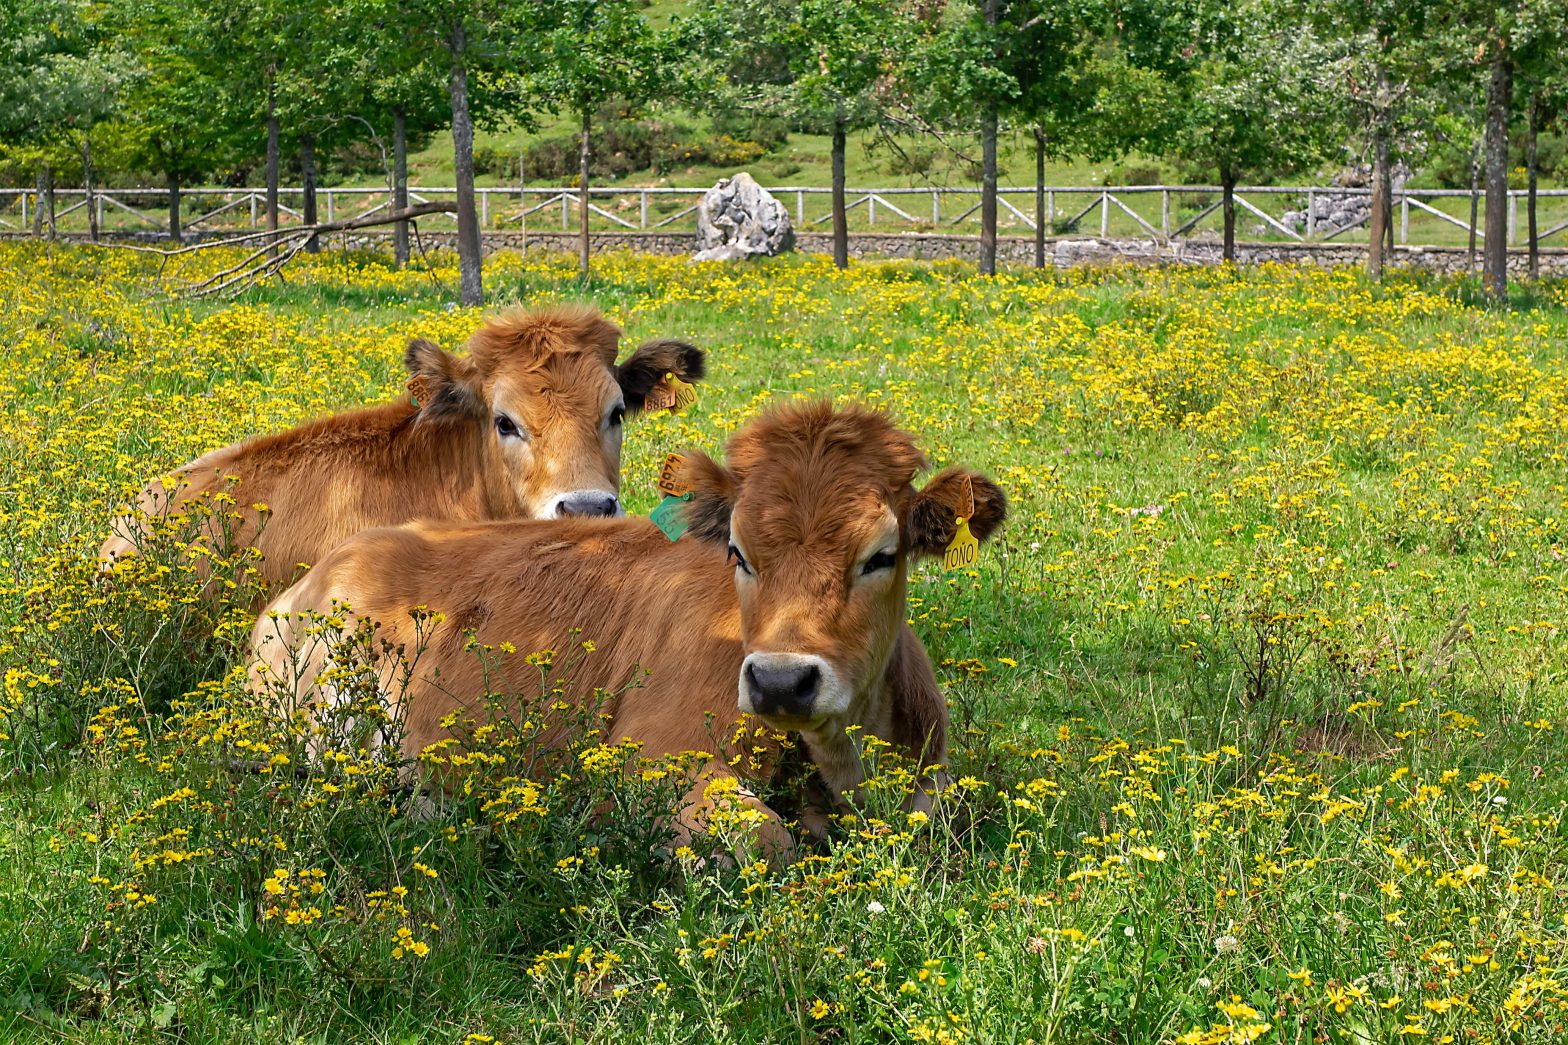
<box><xmin>730</xmin><ymin>506</ymin><xmax>905</xmax><ymax>728</ymax></box>
<box><xmin>487</xmin><ymin>375</ymin><xmax>625</xmax><ymax>518</ymax></box>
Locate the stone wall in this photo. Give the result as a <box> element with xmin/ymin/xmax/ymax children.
<box><xmin>9</xmin><ymin>227</ymin><xmax>1568</xmax><ymax>277</ymax></box>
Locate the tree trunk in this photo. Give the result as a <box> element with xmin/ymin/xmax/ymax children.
<box><xmin>979</xmin><ymin>106</ymin><xmax>997</xmax><ymax>276</ymax></box>
<box><xmin>1034</xmin><ymin>127</ymin><xmax>1046</xmax><ymax>269</ymax></box>
<box><xmin>301</xmin><ymin>135</ymin><xmax>319</xmax><ymax>253</ymax></box>
<box><xmin>393</xmin><ymin>107</ymin><xmax>409</xmax><ymax>267</ymax></box>
<box><xmin>167</xmin><ymin>172</ymin><xmax>182</xmax><ymax>244</ymax></box>
<box><xmin>448</xmin><ymin>21</ymin><xmax>484</xmax><ymax>306</ymax></box>
<box><xmin>579</xmin><ymin>109</ymin><xmax>591</xmax><ymax>277</ymax></box>
<box><xmin>1526</xmin><ymin>95</ymin><xmax>1539</xmax><ymax>281</ymax></box>
<box><xmin>978</xmin><ymin>0</ymin><xmax>1000</xmax><ymax>277</ymax></box>
<box><xmin>266</xmin><ymin>78</ymin><xmax>280</xmax><ymax>258</ymax></box>
<box><xmin>830</xmin><ymin>111</ymin><xmax>848</xmax><ymax>270</ymax></box>
<box><xmin>1467</xmin><ymin>139</ymin><xmax>1480</xmax><ymax>268</ymax></box>
<box><xmin>82</xmin><ymin>134</ymin><xmax>98</xmax><ymax>242</ymax></box>
<box><xmin>34</xmin><ymin>165</ymin><xmax>52</xmax><ymax>239</ymax></box>
<box><xmin>1482</xmin><ymin>49</ymin><xmax>1511</xmax><ymax>302</ymax></box>
<box><xmin>1221</xmin><ymin>167</ymin><xmax>1237</xmax><ymax>263</ymax></box>
<box><xmin>1367</xmin><ymin>102</ymin><xmax>1390</xmax><ymax>282</ymax></box>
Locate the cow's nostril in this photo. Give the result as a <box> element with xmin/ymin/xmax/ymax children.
<box><xmin>746</xmin><ymin>660</ymin><xmax>821</xmax><ymax>716</ymax></box>
<box><xmin>556</xmin><ymin>493</ymin><xmax>619</xmax><ymax>518</ymax></box>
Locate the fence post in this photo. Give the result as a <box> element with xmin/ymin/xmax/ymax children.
<box><xmin>931</xmin><ymin>190</ymin><xmax>939</xmax><ymax>224</ymax></box>
<box><xmin>797</xmin><ymin>190</ymin><xmax>804</xmax><ymax>227</ymax></box>
<box><xmin>1100</xmin><ymin>192</ymin><xmax>1109</xmax><ymax>237</ymax></box>
<box><xmin>869</xmin><ymin>194</ymin><xmax>875</xmax><ymax>226</ymax></box>
<box><xmin>1507</xmin><ymin>192</ymin><xmax>1516</xmax><ymax>245</ymax></box>
<box><xmin>250</xmin><ymin>193</ymin><xmax>257</xmax><ymax>228</ymax></box>
<box><xmin>20</xmin><ymin>192</ymin><xmax>26</xmax><ymax>229</ymax></box>
<box><xmin>1400</xmin><ymin>197</ymin><xmax>1408</xmax><ymax>245</ymax></box>
<box><xmin>1161</xmin><ymin>190</ymin><xmax>1170</xmax><ymax>240</ymax></box>
<box><xmin>561</xmin><ymin>193</ymin><xmax>568</xmax><ymax>229</ymax></box>
<box><xmin>325</xmin><ymin>190</ymin><xmax>334</xmax><ymax>223</ymax></box>
<box><xmin>640</xmin><ymin>190</ymin><xmax>647</xmax><ymax>229</ymax></box>
<box><xmin>481</xmin><ymin>190</ymin><xmax>489</xmax><ymax>228</ymax></box>
<box><xmin>1306</xmin><ymin>190</ymin><xmax>1316</xmax><ymax>240</ymax></box>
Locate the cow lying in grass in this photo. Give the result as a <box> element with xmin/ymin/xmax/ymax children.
<box><xmin>100</xmin><ymin>305</ymin><xmax>704</xmax><ymax>592</ymax></box>
<box><xmin>248</xmin><ymin>401</ymin><xmax>1007</xmax><ymax>853</ymax></box>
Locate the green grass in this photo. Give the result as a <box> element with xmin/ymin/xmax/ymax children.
<box><xmin>1</xmin><ymin>246</ymin><xmax>1567</xmax><ymax>1041</ymax></box>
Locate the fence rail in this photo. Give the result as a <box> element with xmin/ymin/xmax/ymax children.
<box><xmin>4</xmin><ymin>184</ymin><xmax>1568</xmax><ymax>249</ymax></box>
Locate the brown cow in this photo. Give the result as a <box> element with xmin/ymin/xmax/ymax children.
<box><xmin>249</xmin><ymin>401</ymin><xmax>1007</xmax><ymax>852</ymax></box>
<box><xmin>100</xmin><ymin>305</ymin><xmax>704</xmax><ymax>592</ymax></box>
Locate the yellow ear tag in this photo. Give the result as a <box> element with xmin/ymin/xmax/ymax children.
<box><xmin>406</xmin><ymin>374</ymin><xmax>433</xmax><ymax>408</ymax></box>
<box><xmin>943</xmin><ymin>474</ymin><xmax>979</xmax><ymax>572</ymax></box>
<box><xmin>651</xmin><ymin>452</ymin><xmax>692</xmax><ymax>541</ymax></box>
<box><xmin>655</xmin><ymin>453</ymin><xmax>688</xmax><ymax>498</ymax></box>
<box><xmin>648</xmin><ymin>371</ymin><xmax>697</xmax><ymax>413</ymax></box>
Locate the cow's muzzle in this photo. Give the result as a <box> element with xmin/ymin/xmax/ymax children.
<box><xmin>740</xmin><ymin>652</ymin><xmax>829</xmax><ymax>719</ymax></box>
<box><xmin>551</xmin><ymin>490</ymin><xmax>621</xmax><ymax>518</ymax></box>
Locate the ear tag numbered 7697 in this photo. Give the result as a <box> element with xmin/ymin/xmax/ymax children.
<box><xmin>943</xmin><ymin>474</ymin><xmax>979</xmax><ymax>572</ymax></box>
<box><xmin>651</xmin><ymin>453</ymin><xmax>692</xmax><ymax>541</ymax></box>
<box><xmin>646</xmin><ymin>371</ymin><xmax>697</xmax><ymax>414</ymax></box>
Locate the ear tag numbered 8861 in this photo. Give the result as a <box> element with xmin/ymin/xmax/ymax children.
<box><xmin>943</xmin><ymin>473</ymin><xmax>979</xmax><ymax>572</ymax></box>
<box><xmin>651</xmin><ymin>452</ymin><xmax>692</xmax><ymax>542</ymax></box>
<box><xmin>646</xmin><ymin>371</ymin><xmax>698</xmax><ymax>414</ymax></box>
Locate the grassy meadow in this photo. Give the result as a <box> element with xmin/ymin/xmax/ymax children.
<box><xmin>1</xmin><ymin>243</ymin><xmax>1567</xmax><ymax>1042</ymax></box>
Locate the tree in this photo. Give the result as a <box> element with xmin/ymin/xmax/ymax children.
<box><xmin>1007</xmin><ymin>0</ymin><xmax>1190</xmax><ymax>267</ymax></box>
<box><xmin>899</xmin><ymin>0</ymin><xmax>1014</xmax><ymax>274</ymax></box>
<box><xmin>0</xmin><ymin>1</ymin><xmax>132</xmax><ymax>241</ymax></box>
<box><xmin>698</xmin><ymin>0</ymin><xmax>903</xmax><ymax>271</ymax></box>
<box><xmin>107</xmin><ymin>0</ymin><xmax>229</xmax><ymax>242</ymax></box>
<box><xmin>1440</xmin><ymin>0</ymin><xmax>1564</xmax><ymax>299</ymax></box>
<box><xmin>376</xmin><ymin>0</ymin><xmax>537</xmax><ymax>305</ymax></box>
<box><xmin>1512</xmin><ymin>14</ymin><xmax>1568</xmax><ymax>280</ymax></box>
<box><xmin>341</xmin><ymin>1</ymin><xmax>450</xmax><ymax>267</ymax></box>
<box><xmin>532</xmin><ymin>0</ymin><xmax>673</xmax><ymax>277</ymax></box>
<box><xmin>1303</xmin><ymin>0</ymin><xmax>1442</xmax><ymax>281</ymax></box>
<box><xmin>1163</xmin><ymin>0</ymin><xmax>1338</xmax><ymax>262</ymax></box>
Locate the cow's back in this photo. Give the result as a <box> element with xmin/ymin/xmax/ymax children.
<box><xmin>104</xmin><ymin>401</ymin><xmax>483</xmax><ymax>591</ymax></box>
<box><xmin>253</xmin><ymin>517</ymin><xmax>748</xmax><ymax>761</ymax></box>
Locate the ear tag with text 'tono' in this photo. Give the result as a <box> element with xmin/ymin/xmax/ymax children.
<box><xmin>651</xmin><ymin>453</ymin><xmax>692</xmax><ymax>541</ymax></box>
<box><xmin>646</xmin><ymin>371</ymin><xmax>697</xmax><ymax>413</ymax></box>
<box><xmin>943</xmin><ymin>473</ymin><xmax>979</xmax><ymax>572</ymax></box>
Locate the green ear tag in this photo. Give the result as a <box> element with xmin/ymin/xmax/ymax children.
<box><xmin>650</xmin><ymin>492</ymin><xmax>692</xmax><ymax>541</ymax></box>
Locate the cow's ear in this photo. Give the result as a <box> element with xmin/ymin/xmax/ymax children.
<box><xmin>906</xmin><ymin>467</ymin><xmax>1008</xmax><ymax>558</ymax></box>
<box><xmin>617</xmin><ymin>338</ymin><xmax>706</xmax><ymax>414</ymax></box>
<box><xmin>405</xmin><ymin>338</ymin><xmax>484</xmax><ymax>419</ymax></box>
<box><xmin>673</xmin><ymin>451</ymin><xmax>736</xmax><ymax>544</ymax></box>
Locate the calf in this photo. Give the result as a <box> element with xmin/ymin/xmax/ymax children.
<box><xmin>100</xmin><ymin>305</ymin><xmax>703</xmax><ymax>591</ymax></box>
<box><xmin>249</xmin><ymin>402</ymin><xmax>1006</xmax><ymax>851</ymax></box>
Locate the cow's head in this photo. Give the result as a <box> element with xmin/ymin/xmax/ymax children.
<box><xmin>673</xmin><ymin>402</ymin><xmax>1006</xmax><ymax>732</ymax></box>
<box><xmin>404</xmin><ymin>305</ymin><xmax>704</xmax><ymax>518</ymax></box>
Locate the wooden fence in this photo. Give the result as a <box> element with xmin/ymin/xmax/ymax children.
<box><xmin>3</xmin><ymin>184</ymin><xmax>1568</xmax><ymax>249</ymax></box>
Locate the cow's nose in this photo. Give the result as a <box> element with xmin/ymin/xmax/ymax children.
<box><xmin>555</xmin><ymin>492</ymin><xmax>619</xmax><ymax>518</ymax></box>
<box><xmin>745</xmin><ymin>660</ymin><xmax>821</xmax><ymax>717</ymax></box>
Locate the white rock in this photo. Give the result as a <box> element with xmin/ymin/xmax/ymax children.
<box><xmin>693</xmin><ymin>172</ymin><xmax>795</xmax><ymax>261</ymax></box>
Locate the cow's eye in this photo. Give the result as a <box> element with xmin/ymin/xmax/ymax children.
<box><xmin>495</xmin><ymin>414</ymin><xmax>524</xmax><ymax>440</ymax></box>
<box><xmin>727</xmin><ymin>544</ymin><xmax>753</xmax><ymax>577</ymax></box>
<box><xmin>608</xmin><ymin>405</ymin><xmax>626</xmax><ymax>429</ymax></box>
<box><xmin>861</xmin><ymin>550</ymin><xmax>897</xmax><ymax>576</ymax></box>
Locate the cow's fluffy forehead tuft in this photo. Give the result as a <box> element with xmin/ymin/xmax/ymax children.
<box><xmin>725</xmin><ymin>402</ymin><xmax>927</xmax><ymax>533</ymax></box>
<box><xmin>466</xmin><ymin>304</ymin><xmax>622</xmax><ymax>375</ymax></box>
